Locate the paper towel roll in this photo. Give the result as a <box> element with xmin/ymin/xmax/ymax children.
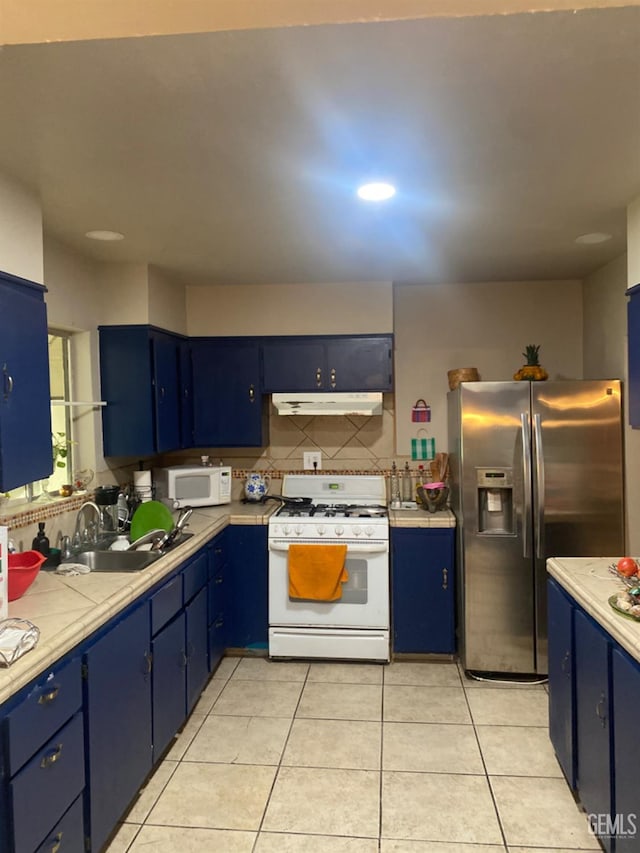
<box><xmin>133</xmin><ymin>470</ymin><xmax>153</xmax><ymax>502</ymax></box>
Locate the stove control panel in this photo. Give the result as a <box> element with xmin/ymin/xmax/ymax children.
<box><xmin>269</xmin><ymin>522</ymin><xmax>388</xmax><ymax>540</ymax></box>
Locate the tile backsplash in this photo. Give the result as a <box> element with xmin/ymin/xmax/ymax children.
<box><xmin>163</xmin><ymin>393</ymin><xmax>398</xmax><ymax>480</ymax></box>
<box><xmin>4</xmin><ymin>393</ymin><xmax>433</xmax><ymax>536</ymax></box>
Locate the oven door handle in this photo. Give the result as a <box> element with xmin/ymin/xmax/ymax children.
<box><xmin>268</xmin><ymin>541</ymin><xmax>388</xmax><ymax>554</ymax></box>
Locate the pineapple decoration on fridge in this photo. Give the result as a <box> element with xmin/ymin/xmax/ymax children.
<box><xmin>513</xmin><ymin>344</ymin><xmax>549</xmax><ymax>381</ymax></box>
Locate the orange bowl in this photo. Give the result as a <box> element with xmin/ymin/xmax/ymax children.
<box><xmin>8</xmin><ymin>551</ymin><xmax>47</xmax><ymax>601</ymax></box>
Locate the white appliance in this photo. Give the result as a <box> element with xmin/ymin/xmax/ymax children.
<box><xmin>268</xmin><ymin>474</ymin><xmax>390</xmax><ymax>662</ymax></box>
<box><xmin>272</xmin><ymin>392</ymin><xmax>383</xmax><ymax>416</ymax></box>
<box><xmin>154</xmin><ymin>464</ymin><xmax>232</xmax><ymax>509</ymax></box>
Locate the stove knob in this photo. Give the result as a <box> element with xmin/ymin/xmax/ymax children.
<box><xmin>294</xmin><ymin>525</ymin><xmax>304</xmax><ymax>536</ymax></box>
<box><xmin>353</xmin><ymin>525</ymin><xmax>363</xmax><ymax>536</ymax></box>
<box><xmin>317</xmin><ymin>525</ymin><xmax>326</xmax><ymax>536</ymax></box>
<box><xmin>335</xmin><ymin>525</ymin><xmax>345</xmax><ymax>536</ymax></box>
<box><xmin>364</xmin><ymin>525</ymin><xmax>375</xmax><ymax>537</ymax></box>
<box><xmin>282</xmin><ymin>524</ymin><xmax>291</xmax><ymax>536</ymax></box>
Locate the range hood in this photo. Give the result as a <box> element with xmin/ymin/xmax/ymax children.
<box><xmin>272</xmin><ymin>392</ymin><xmax>384</xmax><ymax>416</ymax></box>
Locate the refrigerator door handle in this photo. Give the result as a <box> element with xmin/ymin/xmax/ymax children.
<box><xmin>520</xmin><ymin>412</ymin><xmax>532</xmax><ymax>559</ymax></box>
<box><xmin>533</xmin><ymin>412</ymin><xmax>545</xmax><ymax>560</ymax></box>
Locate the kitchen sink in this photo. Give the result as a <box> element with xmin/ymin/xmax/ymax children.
<box><xmin>64</xmin><ymin>549</ymin><xmax>162</xmax><ymax>572</ymax></box>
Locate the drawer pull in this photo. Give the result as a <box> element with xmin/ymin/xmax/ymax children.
<box><xmin>214</xmin><ymin>617</ymin><xmax>224</xmax><ymax>628</ymax></box>
<box><xmin>214</xmin><ymin>576</ymin><xmax>223</xmax><ymax>585</ymax></box>
<box><xmin>442</xmin><ymin>568</ymin><xmax>448</xmax><ymax>590</ymax></box>
<box><xmin>249</xmin><ymin>384</ymin><xmax>255</xmax><ymax>403</ymax></box>
<box><xmin>330</xmin><ymin>367</ymin><xmax>337</xmax><ymax>389</ymax></box>
<box><xmin>49</xmin><ymin>831</ymin><xmax>63</xmax><ymax>853</ymax></box>
<box><xmin>40</xmin><ymin>743</ymin><xmax>63</xmax><ymax>769</ymax></box>
<box><xmin>316</xmin><ymin>368</ymin><xmax>322</xmax><ymax>387</ymax></box>
<box><xmin>38</xmin><ymin>686</ymin><xmax>60</xmax><ymax>705</ymax></box>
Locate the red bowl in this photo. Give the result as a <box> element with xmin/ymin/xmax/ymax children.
<box><xmin>8</xmin><ymin>551</ymin><xmax>47</xmax><ymax>601</ymax></box>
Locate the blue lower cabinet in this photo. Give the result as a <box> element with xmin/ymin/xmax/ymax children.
<box><xmin>225</xmin><ymin>526</ymin><xmax>268</xmax><ymax>650</ymax></box>
<box><xmin>186</xmin><ymin>586</ymin><xmax>209</xmax><ymax>714</ymax></box>
<box><xmin>35</xmin><ymin>795</ymin><xmax>85</xmax><ymax>853</ymax></box>
<box><xmin>152</xmin><ymin>612</ymin><xmax>187</xmax><ymax>762</ymax></box>
<box><xmin>612</xmin><ymin>647</ymin><xmax>640</xmax><ymax>852</ymax></box>
<box><xmin>574</xmin><ymin>609</ymin><xmax>613</xmax><ymax>853</ymax></box>
<box><xmin>547</xmin><ymin>578</ymin><xmax>576</xmax><ymax>790</ymax></box>
<box><xmin>11</xmin><ymin>712</ymin><xmax>85</xmax><ymax>853</ymax></box>
<box><xmin>208</xmin><ymin>532</ymin><xmax>227</xmax><ymax>673</ymax></box>
<box><xmin>391</xmin><ymin>528</ymin><xmax>455</xmax><ymax>654</ymax></box>
<box><xmin>83</xmin><ymin>602</ymin><xmax>153</xmax><ymax>853</ymax></box>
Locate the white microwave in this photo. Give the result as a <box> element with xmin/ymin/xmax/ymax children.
<box><xmin>154</xmin><ymin>465</ymin><xmax>232</xmax><ymax>509</ymax></box>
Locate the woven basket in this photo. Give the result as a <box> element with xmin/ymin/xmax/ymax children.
<box><xmin>447</xmin><ymin>367</ymin><xmax>480</xmax><ymax>390</ymax></box>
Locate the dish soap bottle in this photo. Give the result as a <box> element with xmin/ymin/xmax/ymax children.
<box><xmin>32</xmin><ymin>522</ymin><xmax>50</xmax><ymax>557</ymax></box>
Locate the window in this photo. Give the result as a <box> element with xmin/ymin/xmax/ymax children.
<box><xmin>49</xmin><ymin>332</ymin><xmax>74</xmax><ymax>493</ymax></box>
<box><xmin>5</xmin><ymin>331</ymin><xmax>73</xmax><ymax>502</ymax></box>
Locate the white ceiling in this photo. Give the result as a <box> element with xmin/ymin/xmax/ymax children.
<box><xmin>0</xmin><ymin>6</ymin><xmax>638</xmax><ymax>286</ymax></box>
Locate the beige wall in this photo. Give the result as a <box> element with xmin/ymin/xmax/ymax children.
<box><xmin>0</xmin><ymin>172</ymin><xmax>43</xmax><ymax>283</ymax></box>
<box><xmin>581</xmin><ymin>253</ymin><xmax>630</xmax><ymax>550</ymax></box>
<box><xmin>96</xmin><ymin>263</ymin><xmax>150</xmax><ymax>326</ymax></box>
<box><xmin>186</xmin><ymin>282</ymin><xmax>393</xmax><ymax>336</ymax></box>
<box><xmin>393</xmin><ymin>279</ymin><xmax>583</xmax><ymax>459</ymax></box>
<box><xmin>582</xmin><ymin>253</ymin><xmax>627</xmax><ymax>380</ymax></box>
<box><xmin>626</xmin><ymin>195</ymin><xmax>640</xmax><ymax>553</ymax></box>
<box><xmin>148</xmin><ymin>266</ymin><xmax>187</xmax><ymax>335</ymax></box>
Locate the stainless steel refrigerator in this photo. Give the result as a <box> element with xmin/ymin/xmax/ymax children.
<box><xmin>448</xmin><ymin>380</ymin><xmax>624</xmax><ymax>676</ymax></box>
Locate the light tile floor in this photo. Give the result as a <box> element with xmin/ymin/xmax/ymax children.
<box><xmin>106</xmin><ymin>657</ymin><xmax>602</xmax><ymax>853</ymax></box>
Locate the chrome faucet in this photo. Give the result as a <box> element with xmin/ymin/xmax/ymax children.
<box><xmin>126</xmin><ymin>528</ymin><xmax>168</xmax><ymax>551</ymax></box>
<box><xmin>73</xmin><ymin>501</ymin><xmax>102</xmax><ymax>548</ymax></box>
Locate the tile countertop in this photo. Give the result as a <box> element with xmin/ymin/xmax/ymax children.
<box><xmin>0</xmin><ymin>501</ymin><xmax>273</xmax><ymax>705</ymax></box>
<box><xmin>547</xmin><ymin>556</ymin><xmax>640</xmax><ymax>664</ymax></box>
<box><xmin>389</xmin><ymin>507</ymin><xmax>456</xmax><ymax>528</ymax></box>
<box><xmin>0</xmin><ymin>500</ymin><xmax>455</xmax><ymax>704</ymax></box>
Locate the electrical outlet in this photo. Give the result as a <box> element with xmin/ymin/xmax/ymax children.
<box><xmin>303</xmin><ymin>451</ymin><xmax>322</xmax><ymax>470</ymax></box>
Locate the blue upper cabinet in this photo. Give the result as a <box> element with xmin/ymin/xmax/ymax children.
<box><xmin>191</xmin><ymin>337</ymin><xmax>267</xmax><ymax>447</ymax></box>
<box><xmin>99</xmin><ymin>325</ymin><xmax>183</xmax><ymax>456</ymax></box>
<box><xmin>627</xmin><ymin>284</ymin><xmax>640</xmax><ymax>427</ymax></box>
<box><xmin>262</xmin><ymin>335</ymin><xmax>394</xmax><ymax>392</ymax></box>
<box><xmin>0</xmin><ymin>271</ymin><xmax>53</xmax><ymax>491</ymax></box>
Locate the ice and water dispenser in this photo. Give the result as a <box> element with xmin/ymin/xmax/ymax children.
<box><xmin>476</xmin><ymin>468</ymin><xmax>514</xmax><ymax>534</ymax></box>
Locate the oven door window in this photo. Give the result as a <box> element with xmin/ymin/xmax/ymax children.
<box><xmin>290</xmin><ymin>556</ymin><xmax>368</xmax><ymax>605</ymax></box>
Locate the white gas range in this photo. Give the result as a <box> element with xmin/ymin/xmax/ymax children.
<box><xmin>268</xmin><ymin>474</ymin><xmax>390</xmax><ymax>662</ymax></box>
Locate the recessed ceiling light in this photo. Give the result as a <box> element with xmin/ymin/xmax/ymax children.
<box><xmin>575</xmin><ymin>232</ymin><xmax>612</xmax><ymax>245</ymax></box>
<box><xmin>357</xmin><ymin>182</ymin><xmax>396</xmax><ymax>202</ymax></box>
<box><xmin>85</xmin><ymin>229</ymin><xmax>125</xmax><ymax>241</ymax></box>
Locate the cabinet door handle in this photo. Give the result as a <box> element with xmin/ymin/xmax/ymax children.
<box><xmin>159</xmin><ymin>386</ymin><xmax>165</xmax><ymax>399</ymax></box>
<box><xmin>316</xmin><ymin>368</ymin><xmax>322</xmax><ymax>388</ymax></box>
<box><xmin>2</xmin><ymin>365</ymin><xmax>13</xmax><ymax>401</ymax></box>
<box><xmin>40</xmin><ymin>743</ymin><xmax>63</xmax><ymax>769</ymax></box>
<box><xmin>442</xmin><ymin>568</ymin><xmax>448</xmax><ymax>590</ymax></box>
<box><xmin>49</xmin><ymin>831</ymin><xmax>63</xmax><ymax>853</ymax></box>
<box><xmin>561</xmin><ymin>650</ymin><xmax>570</xmax><ymax>674</ymax></box>
<box><xmin>330</xmin><ymin>368</ymin><xmax>337</xmax><ymax>389</ymax></box>
<box><xmin>144</xmin><ymin>651</ymin><xmax>153</xmax><ymax>675</ymax></box>
<box><xmin>214</xmin><ymin>617</ymin><xmax>224</xmax><ymax>628</ymax></box>
<box><xmin>38</xmin><ymin>686</ymin><xmax>60</xmax><ymax>704</ymax></box>
<box><xmin>215</xmin><ymin>576</ymin><xmax>223</xmax><ymax>585</ymax></box>
<box><xmin>595</xmin><ymin>691</ymin><xmax>607</xmax><ymax>727</ymax></box>
<box><xmin>181</xmin><ymin>649</ymin><xmax>188</xmax><ymax>667</ymax></box>
<box><xmin>249</xmin><ymin>384</ymin><xmax>255</xmax><ymax>403</ymax></box>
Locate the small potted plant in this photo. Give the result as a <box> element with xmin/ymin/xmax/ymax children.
<box><xmin>52</xmin><ymin>432</ymin><xmax>75</xmax><ymax>496</ymax></box>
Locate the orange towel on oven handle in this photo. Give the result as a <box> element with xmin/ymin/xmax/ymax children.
<box><xmin>288</xmin><ymin>543</ymin><xmax>349</xmax><ymax>601</ymax></box>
